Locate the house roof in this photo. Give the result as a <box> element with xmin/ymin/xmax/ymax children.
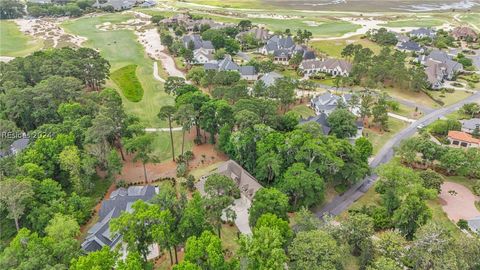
<box><xmin>468</xmin><ymin>216</ymin><xmax>480</xmax><ymax>233</ymax></box>
<box><xmin>410</xmin><ymin>28</ymin><xmax>436</xmax><ymax>37</ymax></box>
<box><xmin>299</xmin><ymin>113</ymin><xmax>331</xmax><ymax>135</ymax></box>
<box><xmin>461</xmin><ymin>118</ymin><xmax>480</xmax><ymax>131</ymax></box>
<box><xmin>218</xmin><ymin>55</ymin><xmax>240</xmax><ymax>71</ymax></box>
<box><xmin>452</xmin><ymin>26</ymin><xmax>478</xmax><ymax>39</ymax></box>
<box><xmin>397</xmin><ymin>41</ymin><xmax>422</xmax><ymax>52</ymax></box>
<box><xmin>236</xmin><ymin>28</ymin><xmax>271</xmax><ymax>41</ymax></box>
<box><xmin>300</xmin><ymin>59</ymin><xmax>352</xmax><ymax>73</ymax></box>
<box><xmin>182</xmin><ymin>34</ymin><xmax>214</xmax><ymax>50</ymax></box>
<box><xmin>260</xmin><ymin>71</ymin><xmax>283</xmax><ymax>87</ymax></box>
<box><xmin>239</xmin><ymin>66</ymin><xmax>257</xmax><ymax>76</ymax></box>
<box><xmin>216</xmin><ymin>160</ymin><xmax>263</xmax><ymax>200</ymax></box>
<box><xmin>448</xmin><ymin>130</ymin><xmax>480</xmax><ymax>144</ymax></box>
<box><xmin>82</xmin><ymin>186</ymin><xmax>157</xmax><ymax>253</ymax></box>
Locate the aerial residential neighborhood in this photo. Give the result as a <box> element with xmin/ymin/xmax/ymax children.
<box><xmin>1</xmin><ymin>0</ymin><xmax>480</xmax><ymax>269</ymax></box>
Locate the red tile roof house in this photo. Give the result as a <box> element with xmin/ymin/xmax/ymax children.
<box><xmin>448</xmin><ymin>130</ymin><xmax>480</xmax><ymax>148</ymax></box>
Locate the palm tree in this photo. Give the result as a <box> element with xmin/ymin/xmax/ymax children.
<box><xmin>158</xmin><ymin>106</ymin><xmax>177</xmax><ymax>161</ymax></box>
<box><xmin>124</xmin><ymin>134</ymin><xmax>158</xmax><ymax>183</ymax></box>
<box><xmin>174</xmin><ymin>104</ymin><xmax>195</xmax><ymax>156</ymax></box>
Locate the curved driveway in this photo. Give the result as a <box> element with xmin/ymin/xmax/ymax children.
<box><xmin>317</xmin><ymin>91</ymin><xmax>480</xmax><ymax>218</ymax></box>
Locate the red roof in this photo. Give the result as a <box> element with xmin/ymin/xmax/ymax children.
<box><xmin>448</xmin><ymin>130</ymin><xmax>480</xmax><ymax>144</ymax></box>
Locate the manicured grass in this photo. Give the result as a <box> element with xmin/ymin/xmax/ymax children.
<box><xmin>62</xmin><ymin>14</ymin><xmax>175</xmax><ymax>128</ymax></box>
<box><xmin>427</xmin><ymin>90</ymin><xmax>472</xmax><ymax>106</ymax></box>
<box><xmin>380</xmin><ymin>18</ymin><xmax>446</xmax><ymax>28</ymax></box>
<box><xmin>310</xmin><ymin>36</ymin><xmax>382</xmax><ymax>58</ymax></box>
<box><xmin>290</xmin><ymin>104</ymin><xmax>315</xmax><ymax>119</ymax></box>
<box><xmin>392</xmin><ymin>103</ymin><xmax>423</xmax><ymax>120</ymax></box>
<box><xmin>150</xmin><ymin>131</ymin><xmax>193</xmax><ymax>162</ymax></box>
<box><xmin>364</xmin><ymin>117</ymin><xmax>408</xmax><ymax>155</ymax></box>
<box><xmin>0</xmin><ymin>20</ymin><xmax>43</xmax><ymax>57</ymax></box>
<box><xmin>458</xmin><ymin>14</ymin><xmax>480</xmax><ymax>30</ymax></box>
<box><xmin>111</xmin><ymin>65</ymin><xmax>144</xmax><ymax>102</ymax></box>
<box><xmin>385</xmin><ymin>87</ymin><xmax>439</xmax><ymax>109</ymax></box>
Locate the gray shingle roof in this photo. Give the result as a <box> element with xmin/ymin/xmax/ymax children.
<box><xmin>239</xmin><ymin>66</ymin><xmax>257</xmax><ymax>76</ymax></box>
<box><xmin>299</xmin><ymin>113</ymin><xmax>331</xmax><ymax>135</ymax></box>
<box><xmin>81</xmin><ymin>186</ymin><xmax>157</xmax><ymax>253</ymax></box>
<box><xmin>462</xmin><ymin>118</ymin><xmax>480</xmax><ymax>131</ymax></box>
<box><xmin>397</xmin><ymin>41</ymin><xmax>422</xmax><ymax>52</ymax></box>
<box><xmin>260</xmin><ymin>71</ymin><xmax>283</xmax><ymax>87</ymax></box>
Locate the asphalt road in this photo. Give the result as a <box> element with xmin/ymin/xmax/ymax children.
<box><xmin>316</xmin><ymin>91</ymin><xmax>480</xmax><ymax>218</ymax></box>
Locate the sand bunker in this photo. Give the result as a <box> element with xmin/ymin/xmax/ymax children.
<box><xmin>15</xmin><ymin>18</ymin><xmax>86</xmax><ymax>48</ymax></box>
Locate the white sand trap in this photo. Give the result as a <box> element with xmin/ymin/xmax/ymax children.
<box><xmin>439</xmin><ymin>181</ymin><xmax>480</xmax><ymax>222</ymax></box>
<box><xmin>15</xmin><ymin>18</ymin><xmax>86</xmax><ymax>48</ymax></box>
<box><xmin>0</xmin><ymin>56</ymin><xmax>14</xmax><ymax>63</ymax></box>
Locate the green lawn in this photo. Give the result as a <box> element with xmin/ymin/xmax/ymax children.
<box><xmin>62</xmin><ymin>14</ymin><xmax>175</xmax><ymax>128</ymax></box>
<box><xmin>151</xmin><ymin>131</ymin><xmax>193</xmax><ymax>162</ymax></box>
<box><xmin>385</xmin><ymin>87</ymin><xmax>439</xmax><ymax>109</ymax></box>
<box><xmin>111</xmin><ymin>65</ymin><xmax>144</xmax><ymax>102</ymax></box>
<box><xmin>0</xmin><ymin>20</ymin><xmax>43</xmax><ymax>57</ymax></box>
<box><xmin>364</xmin><ymin>117</ymin><xmax>408</xmax><ymax>155</ymax></box>
<box><xmin>380</xmin><ymin>18</ymin><xmax>446</xmax><ymax>28</ymax></box>
<box><xmin>290</xmin><ymin>104</ymin><xmax>315</xmax><ymax>119</ymax></box>
<box><xmin>310</xmin><ymin>36</ymin><xmax>382</xmax><ymax>58</ymax></box>
<box><xmin>391</xmin><ymin>103</ymin><xmax>423</xmax><ymax>120</ymax></box>
<box><xmin>458</xmin><ymin>14</ymin><xmax>480</xmax><ymax>30</ymax></box>
<box><xmin>427</xmin><ymin>90</ymin><xmax>472</xmax><ymax>106</ymax></box>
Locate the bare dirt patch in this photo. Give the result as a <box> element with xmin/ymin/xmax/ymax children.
<box><xmin>439</xmin><ymin>181</ymin><xmax>480</xmax><ymax>222</ymax></box>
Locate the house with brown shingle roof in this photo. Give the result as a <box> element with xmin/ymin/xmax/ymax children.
<box><xmin>451</xmin><ymin>26</ymin><xmax>478</xmax><ymax>41</ymax></box>
<box><xmin>448</xmin><ymin>130</ymin><xmax>480</xmax><ymax>148</ymax></box>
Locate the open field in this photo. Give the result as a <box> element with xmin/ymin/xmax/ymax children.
<box><xmin>385</xmin><ymin>87</ymin><xmax>439</xmax><ymax>109</ymax></box>
<box><xmin>459</xmin><ymin>13</ymin><xmax>480</xmax><ymax>30</ymax></box>
<box><xmin>310</xmin><ymin>35</ymin><xmax>382</xmax><ymax>58</ymax></box>
<box><xmin>0</xmin><ymin>20</ymin><xmax>43</xmax><ymax>57</ymax></box>
<box><xmin>62</xmin><ymin>14</ymin><xmax>175</xmax><ymax>128</ymax></box>
<box><xmin>111</xmin><ymin>64</ymin><xmax>144</xmax><ymax>102</ymax></box>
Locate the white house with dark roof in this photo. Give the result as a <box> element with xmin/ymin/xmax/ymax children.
<box><xmin>204</xmin><ymin>55</ymin><xmax>258</xmax><ymax>81</ymax></box>
<box><xmin>299</xmin><ymin>59</ymin><xmax>352</xmax><ymax>77</ymax></box>
<box><xmin>260</xmin><ymin>35</ymin><xmax>316</xmax><ymax>64</ymax></box>
<box><xmin>81</xmin><ymin>186</ymin><xmax>158</xmax><ymax>255</ymax></box>
<box><xmin>310</xmin><ymin>92</ymin><xmax>359</xmax><ymax>116</ymax></box>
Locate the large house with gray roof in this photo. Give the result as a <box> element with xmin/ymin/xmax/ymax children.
<box><xmin>418</xmin><ymin>50</ymin><xmax>463</xmax><ymax>89</ymax></box>
<box><xmin>409</xmin><ymin>28</ymin><xmax>436</xmax><ymax>39</ymax></box>
<box><xmin>204</xmin><ymin>55</ymin><xmax>258</xmax><ymax>80</ymax></box>
<box><xmin>299</xmin><ymin>58</ymin><xmax>352</xmax><ymax>77</ymax></box>
<box><xmin>259</xmin><ymin>35</ymin><xmax>316</xmax><ymax>64</ymax></box>
<box><xmin>81</xmin><ymin>186</ymin><xmax>158</xmax><ymax>253</ymax></box>
<box><xmin>310</xmin><ymin>92</ymin><xmax>360</xmax><ymax>116</ymax></box>
<box><xmin>93</xmin><ymin>0</ymin><xmax>139</xmax><ymax>11</ymax></box>
<box><xmin>396</xmin><ymin>40</ymin><xmax>424</xmax><ymax>53</ymax></box>
<box><xmin>236</xmin><ymin>28</ymin><xmax>271</xmax><ymax>44</ymax></box>
<box><xmin>196</xmin><ymin>160</ymin><xmax>263</xmax><ymax>234</ymax></box>
<box><xmin>259</xmin><ymin>71</ymin><xmax>283</xmax><ymax>87</ymax></box>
